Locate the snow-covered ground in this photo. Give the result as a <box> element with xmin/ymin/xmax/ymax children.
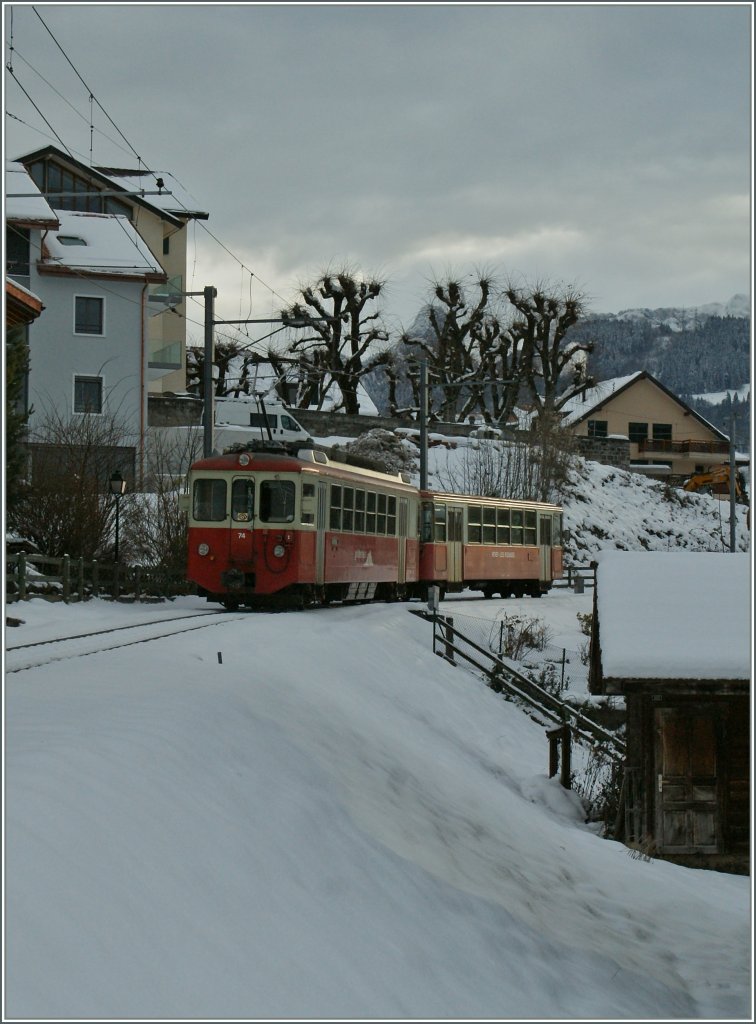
<box><xmin>4</xmin><ymin>439</ymin><xmax>753</xmax><ymax>1020</ymax></box>
<box><xmin>4</xmin><ymin>587</ymin><xmax>751</xmax><ymax>1021</ymax></box>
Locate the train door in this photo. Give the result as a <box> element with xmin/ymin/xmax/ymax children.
<box><xmin>229</xmin><ymin>477</ymin><xmax>255</xmax><ymax>564</ymax></box>
<box><xmin>538</xmin><ymin>514</ymin><xmax>553</xmax><ymax>583</ymax></box>
<box><xmin>315</xmin><ymin>481</ymin><xmax>328</xmax><ymax>585</ymax></box>
<box><xmin>398</xmin><ymin>497</ymin><xmax>409</xmax><ymax>583</ymax></box>
<box><xmin>447</xmin><ymin>506</ymin><xmax>464</xmax><ymax>583</ymax></box>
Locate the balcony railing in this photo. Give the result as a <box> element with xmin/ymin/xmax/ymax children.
<box><xmin>637</xmin><ymin>438</ymin><xmax>730</xmax><ymax>456</ymax></box>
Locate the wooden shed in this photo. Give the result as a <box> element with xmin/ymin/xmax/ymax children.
<box><xmin>589</xmin><ymin>551</ymin><xmax>750</xmax><ymax>873</ymax></box>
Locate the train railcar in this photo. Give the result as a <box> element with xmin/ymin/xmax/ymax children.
<box><xmin>418</xmin><ymin>490</ymin><xmax>563</xmax><ymax>598</ymax></box>
<box><xmin>183</xmin><ymin>445</ymin><xmax>421</xmax><ymax>608</ymax></box>
<box><xmin>183</xmin><ymin>443</ymin><xmax>563</xmax><ymax>608</ymax></box>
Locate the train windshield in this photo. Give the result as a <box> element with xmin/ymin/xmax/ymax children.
<box><xmin>232</xmin><ymin>478</ymin><xmax>255</xmax><ymax>522</ymax></box>
<box><xmin>193</xmin><ymin>478</ymin><xmax>227</xmax><ymax>521</ymax></box>
<box><xmin>260</xmin><ymin>479</ymin><xmax>295</xmax><ymax>522</ymax></box>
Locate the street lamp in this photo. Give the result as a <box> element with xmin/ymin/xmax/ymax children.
<box><xmin>109</xmin><ymin>470</ymin><xmax>127</xmax><ymax>562</ymax></box>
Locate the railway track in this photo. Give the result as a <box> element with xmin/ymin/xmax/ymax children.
<box><xmin>5</xmin><ymin>610</ymin><xmax>243</xmax><ymax>675</ymax></box>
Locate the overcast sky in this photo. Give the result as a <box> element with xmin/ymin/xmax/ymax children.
<box><xmin>3</xmin><ymin>2</ymin><xmax>752</xmax><ymax>340</ymax></box>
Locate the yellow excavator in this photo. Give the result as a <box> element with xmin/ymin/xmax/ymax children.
<box><xmin>683</xmin><ymin>464</ymin><xmax>748</xmax><ymax>504</ymax></box>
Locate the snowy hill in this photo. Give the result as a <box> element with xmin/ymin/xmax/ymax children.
<box><xmin>4</xmin><ymin>437</ymin><xmax>752</xmax><ymax>1020</ymax></box>
<box><xmin>419</xmin><ymin>436</ymin><xmax>751</xmax><ymax>557</ymax></box>
<box><xmin>4</xmin><ymin>596</ymin><xmax>751</xmax><ymax>1020</ymax></box>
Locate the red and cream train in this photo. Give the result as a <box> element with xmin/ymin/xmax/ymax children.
<box><xmin>183</xmin><ymin>444</ymin><xmax>563</xmax><ymax>609</ymax></box>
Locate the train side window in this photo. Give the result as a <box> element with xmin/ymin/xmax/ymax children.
<box><xmin>482</xmin><ymin>506</ymin><xmax>496</xmax><ymax>544</ymax></box>
<box><xmin>377</xmin><ymin>493</ymin><xmax>387</xmax><ymax>534</ymax></box>
<box><xmin>467</xmin><ymin>505</ymin><xmax>481</xmax><ymax>543</ymax></box>
<box><xmin>420</xmin><ymin>502</ymin><xmax>433</xmax><ymax>542</ymax></box>
<box><xmin>355</xmin><ymin>489</ymin><xmax>366</xmax><ymax>532</ymax></box>
<box><xmin>193</xmin><ymin>478</ymin><xmax>227</xmax><ymax>521</ymax></box>
<box><xmin>524</xmin><ymin>510</ymin><xmax>537</xmax><ymax>545</ymax></box>
<box><xmin>387</xmin><ymin>496</ymin><xmax>397</xmax><ymax>535</ymax></box>
<box><xmin>511</xmin><ymin>509</ymin><xmax>523</xmax><ymax>544</ymax></box>
<box><xmin>496</xmin><ymin>507</ymin><xmax>510</xmax><ymax>544</ymax></box>
<box><xmin>231</xmin><ymin>478</ymin><xmax>255</xmax><ymax>522</ymax></box>
<box><xmin>330</xmin><ymin>485</ymin><xmax>342</xmax><ymax>530</ymax></box>
<box><xmin>539</xmin><ymin>515</ymin><xmax>552</xmax><ymax>546</ymax></box>
<box><xmin>342</xmin><ymin>487</ymin><xmax>354</xmax><ymax>531</ymax></box>
<box><xmin>366</xmin><ymin>491</ymin><xmax>377</xmax><ymax>533</ymax></box>
<box><xmin>260</xmin><ymin>480</ymin><xmax>295</xmax><ymax>522</ymax></box>
<box><xmin>433</xmin><ymin>504</ymin><xmax>447</xmax><ymax>542</ymax></box>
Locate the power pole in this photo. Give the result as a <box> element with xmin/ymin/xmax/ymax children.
<box><xmin>419</xmin><ymin>359</ymin><xmax>428</xmax><ymax>491</ymax></box>
<box><xmin>729</xmin><ymin>401</ymin><xmax>737</xmax><ymax>552</ymax></box>
<box><xmin>203</xmin><ymin>285</ymin><xmax>217</xmax><ymax>458</ymax></box>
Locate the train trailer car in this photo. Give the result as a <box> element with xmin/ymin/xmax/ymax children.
<box><xmin>418</xmin><ymin>490</ymin><xmax>563</xmax><ymax>599</ymax></box>
<box><xmin>183</xmin><ymin>446</ymin><xmax>421</xmax><ymax>609</ymax></box>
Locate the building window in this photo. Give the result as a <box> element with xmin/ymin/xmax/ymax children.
<box><xmin>75</xmin><ymin>296</ymin><xmax>104</xmax><ymax>335</ymax></box>
<box><xmin>653</xmin><ymin>423</ymin><xmax>672</xmax><ymax>441</ymax></box>
<box><xmin>27</xmin><ymin>158</ymin><xmax>131</xmax><ymax>217</ymax></box>
<box><xmin>587</xmin><ymin>419</ymin><xmax>608</xmax><ymax>438</ymax></box>
<box><xmin>163</xmin><ymin>236</ymin><xmax>170</xmax><ymax>255</ymax></box>
<box><xmin>628</xmin><ymin>422</ymin><xmax>648</xmax><ymax>443</ymax></box>
<box><xmin>6</xmin><ymin>226</ymin><xmax>30</xmax><ymax>280</ymax></box>
<box><xmin>74</xmin><ymin>375</ymin><xmax>103</xmax><ymax>413</ymax></box>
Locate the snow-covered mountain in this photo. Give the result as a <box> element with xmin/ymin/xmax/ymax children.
<box><xmin>595</xmin><ymin>293</ymin><xmax>750</xmax><ymax>332</ymax></box>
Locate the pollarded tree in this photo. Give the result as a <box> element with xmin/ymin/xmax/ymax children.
<box><xmin>403</xmin><ymin>276</ymin><xmax>495</xmax><ymax>423</ymax></box>
<box><xmin>280</xmin><ymin>268</ymin><xmax>391</xmax><ymax>415</ymax></box>
<box><xmin>503</xmin><ymin>280</ymin><xmax>593</xmax><ymax>416</ymax></box>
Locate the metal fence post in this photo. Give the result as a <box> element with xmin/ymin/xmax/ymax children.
<box><xmin>18</xmin><ymin>552</ymin><xmax>27</xmax><ymax>601</ymax></box>
<box><xmin>77</xmin><ymin>557</ymin><xmax>85</xmax><ymax>601</ymax></box>
<box><xmin>92</xmin><ymin>559</ymin><xmax>99</xmax><ymax>598</ymax></box>
<box><xmin>62</xmin><ymin>554</ymin><xmax>70</xmax><ymax>603</ymax></box>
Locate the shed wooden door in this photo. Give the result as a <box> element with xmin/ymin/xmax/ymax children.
<box><xmin>655</xmin><ymin>707</ymin><xmax>719</xmax><ymax>854</ymax></box>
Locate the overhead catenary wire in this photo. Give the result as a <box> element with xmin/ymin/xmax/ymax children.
<box><xmin>7</xmin><ymin>7</ymin><xmax>295</xmax><ymax>341</ymax></box>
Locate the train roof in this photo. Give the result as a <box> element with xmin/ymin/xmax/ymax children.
<box><xmin>189</xmin><ymin>444</ymin><xmax>416</xmax><ymax>489</ymax></box>
<box><xmin>420</xmin><ymin>489</ymin><xmax>562</xmax><ymax>512</ymax></box>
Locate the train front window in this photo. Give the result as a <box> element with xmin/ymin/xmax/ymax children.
<box><xmin>231</xmin><ymin>478</ymin><xmax>255</xmax><ymax>522</ymax></box>
<box><xmin>260</xmin><ymin>480</ymin><xmax>295</xmax><ymax>522</ymax></box>
<box><xmin>193</xmin><ymin>478</ymin><xmax>227</xmax><ymax>521</ymax></box>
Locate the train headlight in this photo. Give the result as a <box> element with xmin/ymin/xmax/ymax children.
<box><xmin>273</xmin><ymin>544</ymin><xmax>286</xmax><ymax>558</ymax></box>
<box><xmin>198</xmin><ymin>543</ymin><xmax>210</xmax><ymax>556</ymax></box>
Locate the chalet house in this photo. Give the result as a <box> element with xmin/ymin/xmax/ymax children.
<box><xmin>5</xmin><ymin>147</ymin><xmax>209</xmax><ymax>481</ymax></box>
<box><xmin>589</xmin><ymin>550</ymin><xmax>750</xmax><ymax>874</ymax></box>
<box><xmin>558</xmin><ymin>371</ymin><xmax>734</xmax><ymax>483</ymax></box>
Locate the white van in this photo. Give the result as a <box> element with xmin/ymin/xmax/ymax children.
<box><xmin>213</xmin><ymin>398</ymin><xmax>312</xmax><ymax>445</ymax></box>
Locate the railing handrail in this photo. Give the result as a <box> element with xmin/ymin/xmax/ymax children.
<box><xmin>424</xmin><ymin>610</ymin><xmax>624</xmax><ymax>761</ymax></box>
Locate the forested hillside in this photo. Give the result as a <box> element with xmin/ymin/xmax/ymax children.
<box><xmin>568</xmin><ymin>311</ymin><xmax>749</xmax><ymax>395</ymax></box>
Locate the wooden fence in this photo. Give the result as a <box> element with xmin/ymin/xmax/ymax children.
<box><xmin>6</xmin><ymin>552</ymin><xmax>190</xmax><ymax>603</ymax></box>
<box><xmin>552</xmin><ymin>562</ymin><xmax>597</xmax><ymax>590</ymax></box>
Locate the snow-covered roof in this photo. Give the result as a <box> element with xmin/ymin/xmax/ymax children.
<box><xmin>558</xmin><ymin>373</ymin><xmax>643</xmax><ymax>427</ymax></box>
<box><xmin>41</xmin><ymin>211</ymin><xmax>165</xmax><ymax>278</ymax></box>
<box><xmin>5</xmin><ymin>161</ymin><xmax>59</xmax><ymax>227</ymax></box>
<box><xmin>595</xmin><ymin>550</ymin><xmax>751</xmax><ymax>681</ymax></box>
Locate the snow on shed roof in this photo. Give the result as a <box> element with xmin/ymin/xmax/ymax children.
<box><xmin>5</xmin><ymin>161</ymin><xmax>59</xmax><ymax>226</ymax></box>
<box><xmin>42</xmin><ymin>211</ymin><xmax>165</xmax><ymax>277</ymax></box>
<box><xmin>595</xmin><ymin>550</ymin><xmax>751</xmax><ymax>681</ymax></box>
